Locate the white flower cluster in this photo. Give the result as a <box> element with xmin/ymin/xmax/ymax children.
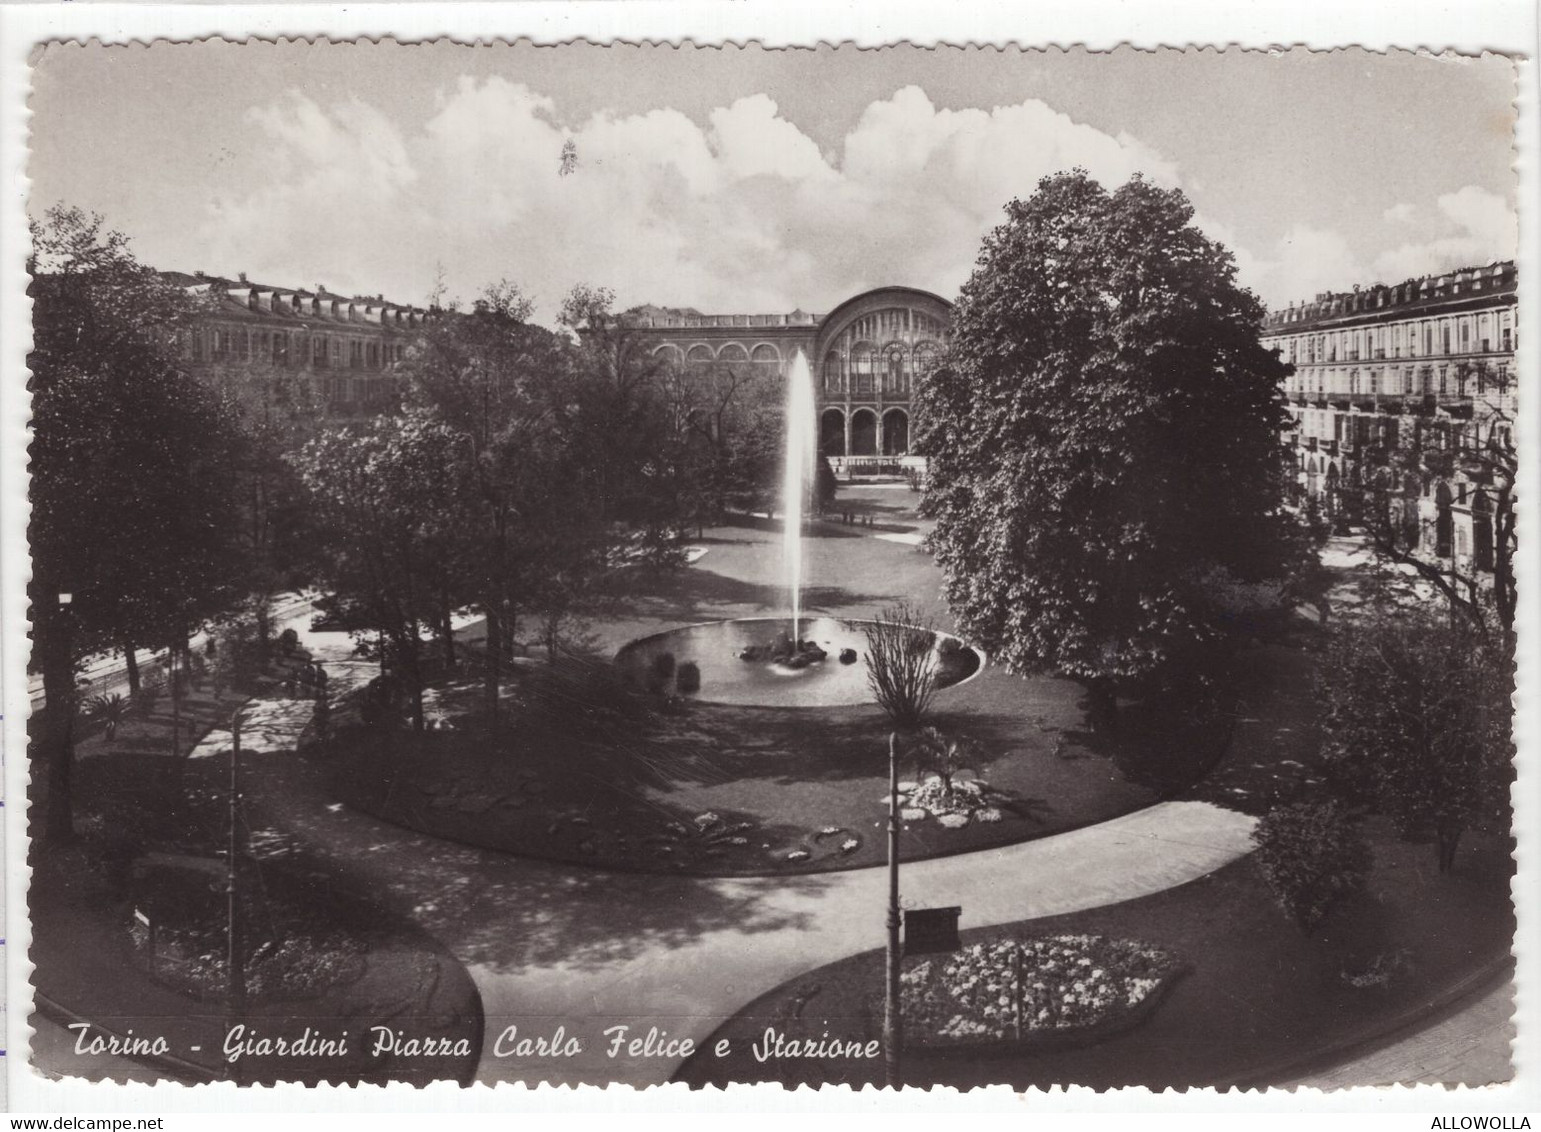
<box><xmin>903</xmin><ymin>935</ymin><xmax>1178</xmax><ymax>1044</ymax></box>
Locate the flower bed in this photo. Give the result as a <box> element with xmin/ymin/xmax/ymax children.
<box><xmin>898</xmin><ymin>934</ymin><xmax>1184</xmax><ymax>1049</ymax></box>
<box><xmin>898</xmin><ymin>775</ymin><xmax>1006</xmax><ymax>828</ymax></box>
<box><xmin>126</xmin><ymin>860</ymin><xmax>369</xmax><ymax>1004</ymax></box>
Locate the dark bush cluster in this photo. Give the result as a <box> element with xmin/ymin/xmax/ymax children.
<box><xmin>1252</xmin><ymin>801</ymin><xmax>1369</xmax><ymax>934</ymax></box>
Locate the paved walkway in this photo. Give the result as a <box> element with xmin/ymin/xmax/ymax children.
<box><xmin>457</xmin><ymin>799</ymin><xmax>1255</xmax><ymax>1085</ymax></box>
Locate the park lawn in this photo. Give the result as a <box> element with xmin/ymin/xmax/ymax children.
<box><xmin>675</xmin><ymin>815</ymin><xmax>1515</xmax><ymax>1089</ymax></box>
<box><xmin>325</xmin><ymin>661</ymin><xmax>1161</xmax><ymax>876</ymax></box>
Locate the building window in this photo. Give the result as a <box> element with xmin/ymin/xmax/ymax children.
<box><xmin>273</xmin><ymin>333</ymin><xmax>288</xmax><ymax>367</ymax></box>
<box><xmin>883</xmin><ymin>343</ymin><xmax>907</xmax><ymax>395</ymax></box>
<box><xmin>851</xmin><ymin>343</ymin><xmax>876</xmax><ymax>395</ymax></box>
<box><xmin>313</xmin><ymin>336</ymin><xmax>329</xmax><ymax>368</ymax></box>
<box><xmin>822</xmin><ymin>351</ymin><xmax>843</xmax><ymax>393</ymax></box>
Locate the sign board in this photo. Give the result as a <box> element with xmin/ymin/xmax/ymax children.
<box><xmin>903</xmin><ymin>905</ymin><xmax>962</xmax><ymax>956</ymax></box>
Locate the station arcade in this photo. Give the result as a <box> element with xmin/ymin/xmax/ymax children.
<box><xmin>635</xmin><ymin>286</ymin><xmax>953</xmax><ymax>461</ymax></box>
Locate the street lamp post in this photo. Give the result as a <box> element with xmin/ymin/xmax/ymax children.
<box><xmin>226</xmin><ymin>709</ymin><xmax>247</xmax><ymax>1083</ymax></box>
<box><xmin>883</xmin><ymin>730</ymin><xmax>902</xmax><ymax>1089</ymax></box>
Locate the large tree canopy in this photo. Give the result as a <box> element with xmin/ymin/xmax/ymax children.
<box><xmin>918</xmin><ymin>171</ymin><xmax>1297</xmax><ymax>696</ymax></box>
<box><xmin>29</xmin><ymin>207</ymin><xmax>248</xmax><ymax>837</ymax></box>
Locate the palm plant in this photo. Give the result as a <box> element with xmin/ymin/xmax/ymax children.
<box><xmin>911</xmin><ymin>726</ymin><xmax>974</xmax><ymax>798</ymax></box>
<box><xmin>89</xmin><ymin>692</ymin><xmax>128</xmax><ymax>740</ymax></box>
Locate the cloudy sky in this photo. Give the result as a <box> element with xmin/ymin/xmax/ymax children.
<box><xmin>29</xmin><ymin>41</ymin><xmax>1518</xmax><ymax>323</ymax></box>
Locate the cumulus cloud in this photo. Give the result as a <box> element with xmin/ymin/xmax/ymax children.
<box><xmin>197</xmin><ymin>81</ymin><xmax>1184</xmax><ymax>320</ymax></box>
<box><xmin>1371</xmin><ymin>185</ymin><xmax>1518</xmax><ymax>283</ymax></box>
<box><xmin>1257</xmin><ymin>223</ymin><xmax>1368</xmax><ymax>304</ymax></box>
<box><xmin>1235</xmin><ymin>186</ymin><xmax>1517</xmax><ymax>310</ymax></box>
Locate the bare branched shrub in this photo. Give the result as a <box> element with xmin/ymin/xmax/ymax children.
<box><xmin>862</xmin><ymin>602</ymin><xmax>937</xmax><ymax>730</ymax></box>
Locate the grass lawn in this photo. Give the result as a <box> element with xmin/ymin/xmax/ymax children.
<box><xmin>324</xmin><ymin>668</ymin><xmax>1165</xmax><ymax>875</ymax></box>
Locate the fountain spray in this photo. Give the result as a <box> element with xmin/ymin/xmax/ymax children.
<box><xmin>783</xmin><ymin>349</ymin><xmax>818</xmax><ymax>644</ymax></box>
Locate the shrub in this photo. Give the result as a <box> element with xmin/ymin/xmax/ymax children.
<box><xmin>209</xmin><ymin>620</ymin><xmax>265</xmax><ymax>694</ymax></box>
<box><xmin>648</xmin><ymin>652</ymin><xmax>677</xmax><ymax>695</ymax></box>
<box><xmin>676</xmin><ymin>660</ymin><xmax>701</xmax><ymax>695</ymax></box>
<box><xmin>278</xmin><ymin>627</ymin><xmax>300</xmax><ymax>654</ymax></box>
<box><xmin>1317</xmin><ymin>612</ymin><xmax>1512</xmax><ymax>873</ymax></box>
<box><xmin>1252</xmin><ymin>801</ymin><xmax>1369</xmax><ymax>934</ymax></box>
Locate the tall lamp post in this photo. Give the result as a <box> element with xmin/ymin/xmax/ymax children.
<box><xmin>883</xmin><ymin>730</ymin><xmax>902</xmax><ymax>1089</ymax></box>
<box><xmin>226</xmin><ymin>708</ymin><xmax>247</xmax><ymax>1083</ymax></box>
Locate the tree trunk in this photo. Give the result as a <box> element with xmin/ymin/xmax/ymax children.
<box><xmin>405</xmin><ymin>647</ymin><xmax>426</xmax><ymax>734</ymax></box>
<box><xmin>122</xmin><ymin>636</ymin><xmax>140</xmax><ymax>697</ymax></box>
<box><xmin>40</xmin><ymin>610</ymin><xmax>76</xmax><ymax>843</ymax></box>
<box><xmin>1086</xmin><ymin>678</ymin><xmax>1120</xmax><ymax>735</ymax></box>
<box><xmin>253</xmin><ymin>598</ymin><xmax>271</xmax><ymax>658</ymax></box>
<box><xmin>439</xmin><ymin>592</ymin><xmax>456</xmax><ymax>672</ymax></box>
<box><xmin>483</xmin><ymin>606</ymin><xmax>502</xmax><ymax>723</ymax></box>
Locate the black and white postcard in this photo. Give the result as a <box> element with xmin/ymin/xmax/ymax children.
<box><xmin>1</xmin><ymin>6</ymin><xmax>1535</xmax><ymax>1122</ymax></box>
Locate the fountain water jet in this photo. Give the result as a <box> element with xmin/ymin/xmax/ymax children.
<box><xmin>782</xmin><ymin>349</ymin><xmax>817</xmax><ymax>644</ymax></box>
<box><xmin>614</xmin><ymin>348</ymin><xmax>983</xmax><ymax>704</ymax></box>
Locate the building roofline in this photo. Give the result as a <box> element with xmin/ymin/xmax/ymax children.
<box><xmin>817</xmin><ymin>285</ymin><xmax>954</xmax><ymax>333</ymax></box>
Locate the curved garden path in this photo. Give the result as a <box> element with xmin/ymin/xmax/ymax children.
<box><xmin>203</xmin><ymin>605</ymin><xmax>1260</xmax><ymax>1088</ymax></box>
<box><xmin>457</xmin><ymin>799</ymin><xmax>1255</xmax><ymax>1086</ymax></box>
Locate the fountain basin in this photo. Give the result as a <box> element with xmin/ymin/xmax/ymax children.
<box><xmin>616</xmin><ymin>616</ymin><xmax>982</xmax><ymax>708</ymax></box>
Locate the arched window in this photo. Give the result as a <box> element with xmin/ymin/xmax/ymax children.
<box><xmin>751</xmin><ymin>343</ymin><xmax>781</xmax><ymax>375</ymax></box>
<box><xmin>820</xmin><ymin>408</ymin><xmax>846</xmax><ymax>457</ymax></box>
<box><xmin>882</xmin><ymin>408</ymin><xmax>909</xmax><ymax>455</ymax></box>
<box><xmin>850</xmin><ymin>408</ymin><xmax>878</xmax><ymax>455</ymax></box>
<box><xmin>1473</xmin><ymin>489</ymin><xmax>1494</xmax><ymax>572</ymax></box>
<box><xmin>883</xmin><ymin>343</ymin><xmax>908</xmax><ymax>395</ymax></box>
<box><xmin>652</xmin><ymin>343</ymin><xmax>685</xmax><ymax>368</ymax></box>
<box><xmin>716</xmin><ymin>342</ymin><xmax>750</xmax><ymax>366</ymax></box>
<box><xmin>1434</xmin><ymin>481</ymin><xmax>1454</xmax><ymax>558</ymax></box>
<box><xmin>851</xmin><ymin>343</ymin><xmax>876</xmax><ymax>395</ymax></box>
<box><xmin>822</xmin><ymin>351</ymin><xmax>843</xmax><ymax>393</ymax></box>
<box><xmin>686</xmin><ymin>344</ymin><xmax>714</xmax><ymax>366</ymax></box>
<box><xmin>913</xmin><ymin>341</ymin><xmax>941</xmax><ymax>381</ymax></box>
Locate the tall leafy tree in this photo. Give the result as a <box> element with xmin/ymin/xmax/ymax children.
<box><xmin>28</xmin><ymin>207</ymin><xmax>246</xmax><ymax>839</ymax></box>
<box><xmin>401</xmin><ymin>282</ymin><xmax>606</xmax><ymax>716</ymax></box>
<box><xmin>293</xmin><ymin>410</ymin><xmax>463</xmax><ymax>731</ymax></box>
<box><xmin>918</xmin><ymin>171</ymin><xmax>1298</xmax><ymax>717</ymax></box>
